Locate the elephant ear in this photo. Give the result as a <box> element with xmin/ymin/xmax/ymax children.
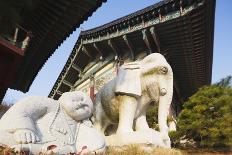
<box><xmin>141</xmin><ymin>53</ymin><xmax>168</xmax><ymax>75</ymax></box>
<box><xmin>115</xmin><ymin>62</ymin><xmax>142</xmax><ymax>98</ymax></box>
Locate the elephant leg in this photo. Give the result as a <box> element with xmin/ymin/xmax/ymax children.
<box><xmin>135</xmin><ymin>112</ymin><xmax>149</xmax><ymax>131</ymax></box>
<box><xmin>116</xmin><ymin>95</ymin><xmax>137</xmax><ymax>134</ymax></box>
<box><xmin>105</xmin><ymin>124</ymin><xmax>118</xmax><ymax>136</ymax></box>
<box><xmin>94</xmin><ymin>114</ymin><xmax>111</xmax><ymax>134</ymax></box>
<box><xmin>94</xmin><ymin>95</ymin><xmax>111</xmax><ymax>134</ymax></box>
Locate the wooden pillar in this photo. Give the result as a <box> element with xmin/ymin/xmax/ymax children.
<box><xmin>115</xmin><ymin>58</ymin><xmax>124</xmax><ymax>75</ymax></box>
<box><xmin>158</xmin><ymin>9</ymin><xmax>162</xmax><ymax>22</ymax></box>
<box><xmin>115</xmin><ymin>60</ymin><xmax>120</xmax><ymax>75</ymax></box>
<box><xmin>180</xmin><ymin>0</ymin><xmax>183</xmax><ymax>15</ymax></box>
<box><xmin>13</xmin><ymin>27</ymin><xmax>19</xmax><ymax>44</ymax></box>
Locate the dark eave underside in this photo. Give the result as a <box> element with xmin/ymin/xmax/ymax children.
<box><xmin>49</xmin><ymin>0</ymin><xmax>215</xmax><ymax>100</ymax></box>
<box><xmin>11</xmin><ymin>0</ymin><xmax>107</xmax><ymax>92</ymax></box>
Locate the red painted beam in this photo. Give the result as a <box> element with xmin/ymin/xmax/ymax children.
<box><xmin>0</xmin><ymin>39</ymin><xmax>24</xmax><ymax>102</ymax></box>
<box><xmin>0</xmin><ymin>38</ymin><xmax>24</xmax><ymax>57</ymax></box>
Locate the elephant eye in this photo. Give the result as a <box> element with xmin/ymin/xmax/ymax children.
<box><xmin>159</xmin><ymin>66</ymin><xmax>168</xmax><ymax>74</ymax></box>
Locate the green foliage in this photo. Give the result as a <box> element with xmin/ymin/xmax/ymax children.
<box><xmin>214</xmin><ymin>75</ymin><xmax>232</xmax><ymax>87</ymax></box>
<box><xmin>146</xmin><ymin>104</ymin><xmax>159</xmax><ymax>130</ymax></box>
<box><xmin>169</xmin><ymin>131</ymin><xmax>181</xmax><ymax>147</ymax></box>
<box><xmin>146</xmin><ymin>104</ymin><xmax>174</xmax><ymax>131</ymax></box>
<box><xmin>177</xmin><ymin>85</ymin><xmax>232</xmax><ymax>149</ymax></box>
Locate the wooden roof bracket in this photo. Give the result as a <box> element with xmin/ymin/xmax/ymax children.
<box><xmin>142</xmin><ymin>29</ymin><xmax>152</xmax><ymax>55</ymax></box>
<box><xmin>56</xmin><ymin>90</ymin><xmax>63</xmax><ymax>95</ymax></box>
<box><xmin>123</xmin><ymin>35</ymin><xmax>135</xmax><ymax>60</ymax></box>
<box><xmin>71</xmin><ymin>63</ymin><xmax>83</xmax><ymax>73</ymax></box>
<box><xmin>63</xmin><ymin>80</ymin><xmax>73</xmax><ymax>87</ymax></box>
<box><xmin>93</xmin><ymin>43</ymin><xmax>103</xmax><ymax>60</ymax></box>
<box><xmin>82</xmin><ymin>46</ymin><xmax>92</xmax><ymax>58</ymax></box>
<box><xmin>108</xmin><ymin>39</ymin><xmax>119</xmax><ymax>60</ymax></box>
<box><xmin>179</xmin><ymin>0</ymin><xmax>183</xmax><ymax>16</ymax></box>
<box><xmin>150</xmin><ymin>27</ymin><xmax>161</xmax><ymax>53</ymax></box>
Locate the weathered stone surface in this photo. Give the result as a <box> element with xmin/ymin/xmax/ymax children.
<box><xmin>93</xmin><ymin>53</ymin><xmax>173</xmax><ymax>148</ymax></box>
<box><xmin>106</xmin><ymin>129</ymin><xmax>170</xmax><ymax>148</ymax></box>
<box><xmin>0</xmin><ymin>91</ymin><xmax>105</xmax><ymax>154</ymax></box>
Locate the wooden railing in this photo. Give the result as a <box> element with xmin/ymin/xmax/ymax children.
<box><xmin>0</xmin><ymin>25</ymin><xmax>32</xmax><ymax>51</ymax></box>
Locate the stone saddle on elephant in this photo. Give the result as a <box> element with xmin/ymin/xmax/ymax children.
<box><xmin>93</xmin><ymin>53</ymin><xmax>173</xmax><ymax>147</ymax></box>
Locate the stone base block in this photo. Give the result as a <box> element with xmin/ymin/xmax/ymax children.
<box><xmin>105</xmin><ymin>129</ymin><xmax>171</xmax><ymax>148</ymax></box>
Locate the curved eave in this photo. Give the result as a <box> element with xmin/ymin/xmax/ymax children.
<box><xmin>11</xmin><ymin>0</ymin><xmax>107</xmax><ymax>92</ymax></box>
<box><xmin>80</xmin><ymin>0</ymin><xmax>175</xmax><ymax>36</ymax></box>
<box><xmin>49</xmin><ymin>0</ymin><xmax>215</xmax><ymax>100</ymax></box>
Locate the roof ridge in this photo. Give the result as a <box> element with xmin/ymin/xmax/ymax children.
<box><xmin>80</xmin><ymin>0</ymin><xmax>174</xmax><ymax>36</ymax></box>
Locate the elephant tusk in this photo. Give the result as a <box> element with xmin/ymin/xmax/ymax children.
<box><xmin>160</xmin><ymin>88</ymin><xmax>167</xmax><ymax>96</ymax></box>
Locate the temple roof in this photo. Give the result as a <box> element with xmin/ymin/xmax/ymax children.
<box><xmin>10</xmin><ymin>0</ymin><xmax>107</xmax><ymax>92</ymax></box>
<box><xmin>49</xmin><ymin>0</ymin><xmax>216</xmax><ymax>101</ymax></box>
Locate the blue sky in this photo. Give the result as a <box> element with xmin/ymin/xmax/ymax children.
<box><xmin>3</xmin><ymin>0</ymin><xmax>232</xmax><ymax>104</ymax></box>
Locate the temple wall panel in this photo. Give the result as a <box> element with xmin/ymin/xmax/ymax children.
<box><xmin>94</xmin><ymin>62</ymin><xmax>116</xmax><ymax>93</ymax></box>
<box><xmin>75</xmin><ymin>79</ymin><xmax>90</xmax><ymax>95</ymax></box>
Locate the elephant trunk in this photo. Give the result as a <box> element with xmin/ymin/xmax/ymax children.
<box><xmin>140</xmin><ymin>53</ymin><xmax>173</xmax><ymax>136</ymax></box>
<box><xmin>158</xmin><ymin>64</ymin><xmax>173</xmax><ymax>136</ymax></box>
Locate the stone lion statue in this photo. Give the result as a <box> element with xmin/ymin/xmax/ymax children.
<box><xmin>0</xmin><ymin>91</ymin><xmax>105</xmax><ymax>154</ymax></box>
<box><xmin>93</xmin><ymin>53</ymin><xmax>173</xmax><ymax>147</ymax></box>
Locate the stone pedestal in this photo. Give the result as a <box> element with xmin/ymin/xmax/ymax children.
<box><xmin>105</xmin><ymin>129</ymin><xmax>170</xmax><ymax>148</ymax></box>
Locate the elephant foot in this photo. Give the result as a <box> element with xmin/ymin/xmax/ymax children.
<box><xmin>135</xmin><ymin>126</ymin><xmax>150</xmax><ymax>132</ymax></box>
<box><xmin>116</xmin><ymin>128</ymin><xmax>134</xmax><ymax>135</ymax></box>
<box><xmin>105</xmin><ymin>129</ymin><xmax>171</xmax><ymax>148</ymax></box>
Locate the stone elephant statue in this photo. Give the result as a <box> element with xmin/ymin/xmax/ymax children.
<box><xmin>93</xmin><ymin>53</ymin><xmax>173</xmax><ymax>147</ymax></box>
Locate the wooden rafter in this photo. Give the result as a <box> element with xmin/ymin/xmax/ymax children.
<box><xmin>82</xmin><ymin>46</ymin><xmax>92</xmax><ymax>58</ymax></box>
<box><xmin>108</xmin><ymin>39</ymin><xmax>119</xmax><ymax>58</ymax></box>
<box><xmin>150</xmin><ymin>27</ymin><xmax>161</xmax><ymax>52</ymax></box>
<box><xmin>56</xmin><ymin>90</ymin><xmax>63</xmax><ymax>95</ymax></box>
<box><xmin>71</xmin><ymin>63</ymin><xmax>83</xmax><ymax>73</ymax></box>
<box><xmin>49</xmin><ymin>0</ymin><xmax>215</xmax><ymax>102</ymax></box>
<box><xmin>123</xmin><ymin>35</ymin><xmax>135</xmax><ymax>60</ymax></box>
<box><xmin>63</xmin><ymin>80</ymin><xmax>73</xmax><ymax>87</ymax></box>
<box><xmin>142</xmin><ymin>29</ymin><xmax>152</xmax><ymax>55</ymax></box>
<box><xmin>93</xmin><ymin>43</ymin><xmax>103</xmax><ymax>60</ymax></box>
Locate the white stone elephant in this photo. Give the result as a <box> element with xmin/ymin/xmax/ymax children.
<box><xmin>0</xmin><ymin>91</ymin><xmax>105</xmax><ymax>154</ymax></box>
<box><xmin>93</xmin><ymin>53</ymin><xmax>173</xmax><ymax>147</ymax></box>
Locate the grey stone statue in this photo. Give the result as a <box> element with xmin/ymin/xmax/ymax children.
<box><xmin>0</xmin><ymin>91</ymin><xmax>105</xmax><ymax>154</ymax></box>
<box><xmin>93</xmin><ymin>53</ymin><xmax>173</xmax><ymax>147</ymax></box>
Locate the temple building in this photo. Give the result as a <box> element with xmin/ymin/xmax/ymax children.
<box><xmin>0</xmin><ymin>0</ymin><xmax>106</xmax><ymax>102</ymax></box>
<box><xmin>49</xmin><ymin>0</ymin><xmax>216</xmax><ymax>116</ymax></box>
